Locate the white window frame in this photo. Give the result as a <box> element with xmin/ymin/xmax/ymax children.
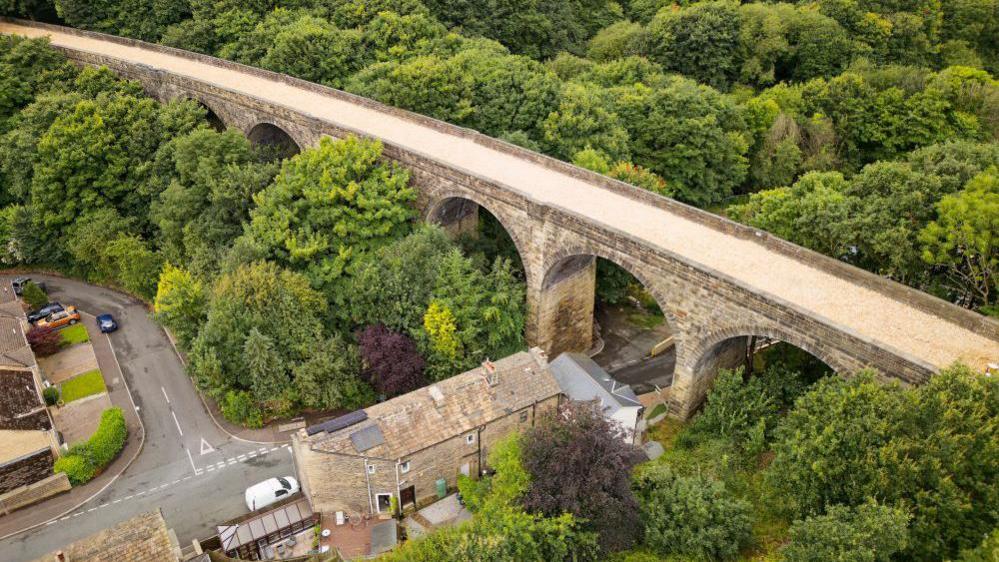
<box><xmin>466</xmin><ymin>433</ymin><xmax>476</xmax><ymax>445</ymax></box>
<box><xmin>367</xmin><ymin>464</ymin><xmax>376</xmax><ymax>475</ymax></box>
<box><xmin>375</xmin><ymin>493</ymin><xmax>392</xmax><ymax>513</ymax></box>
<box><xmin>400</xmin><ymin>460</ymin><xmax>411</xmax><ymax>474</ymax></box>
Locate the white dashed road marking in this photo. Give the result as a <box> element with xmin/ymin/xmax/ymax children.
<box><xmin>55</xmin><ymin>444</ymin><xmax>289</xmax><ymax>524</ymax></box>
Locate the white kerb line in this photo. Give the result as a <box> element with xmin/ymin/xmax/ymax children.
<box><xmin>161</xmin><ymin>386</ymin><xmax>170</xmax><ymax>404</ymax></box>
<box><xmin>171</xmin><ymin>411</ymin><xmax>183</xmax><ymax>436</ymax></box>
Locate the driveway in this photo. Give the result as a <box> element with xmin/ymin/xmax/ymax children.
<box><xmin>0</xmin><ymin>275</ymin><xmax>295</xmax><ymax>561</ymax></box>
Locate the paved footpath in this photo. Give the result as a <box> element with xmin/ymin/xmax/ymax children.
<box><xmin>0</xmin><ymin>275</ymin><xmax>295</xmax><ymax>561</ymax></box>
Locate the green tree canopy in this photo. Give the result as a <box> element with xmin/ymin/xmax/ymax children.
<box><xmin>188</xmin><ymin>261</ymin><xmax>327</xmax><ymax>409</ymax></box>
<box><xmin>238</xmin><ymin>135</ymin><xmax>416</xmax><ymax>302</ymax></box>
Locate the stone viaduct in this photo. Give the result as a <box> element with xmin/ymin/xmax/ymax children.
<box><xmin>3</xmin><ymin>19</ymin><xmax>997</xmax><ymax>419</ymax></box>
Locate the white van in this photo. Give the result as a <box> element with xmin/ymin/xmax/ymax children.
<box><xmin>245</xmin><ymin>476</ymin><xmax>300</xmax><ymax>512</ymax></box>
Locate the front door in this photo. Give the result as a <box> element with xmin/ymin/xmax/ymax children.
<box><xmin>400</xmin><ymin>485</ymin><xmax>415</xmax><ymax>508</ymax></box>
<box><xmin>376</xmin><ymin>493</ymin><xmax>392</xmax><ymax>513</ymax></box>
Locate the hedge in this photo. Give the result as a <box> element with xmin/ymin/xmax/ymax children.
<box><xmin>54</xmin><ymin>407</ymin><xmax>127</xmax><ymax>485</ymax></box>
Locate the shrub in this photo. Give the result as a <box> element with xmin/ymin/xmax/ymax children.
<box><xmin>781</xmin><ymin>503</ymin><xmax>910</xmax><ymax>562</ymax></box>
<box><xmin>634</xmin><ymin>465</ymin><xmax>752</xmax><ymax>560</ymax></box>
<box><xmin>221</xmin><ymin>390</ymin><xmax>263</xmax><ymax>428</ymax></box>
<box><xmin>87</xmin><ymin>407</ymin><xmax>127</xmax><ymax>467</ymax></box>
<box><xmin>26</xmin><ymin>325</ymin><xmax>62</xmax><ymax>357</ymax></box>
<box><xmin>42</xmin><ymin>386</ymin><xmax>59</xmax><ymax>406</ymax></box>
<box><xmin>53</xmin><ymin>407</ymin><xmax>127</xmax><ymax>485</ymax></box>
<box><xmin>22</xmin><ymin>281</ymin><xmax>48</xmax><ymax>309</ymax></box>
<box><xmin>53</xmin><ymin>453</ymin><xmax>95</xmax><ymax>486</ymax></box>
<box><xmin>686</xmin><ymin>367</ymin><xmax>778</xmax><ymax>450</ymax></box>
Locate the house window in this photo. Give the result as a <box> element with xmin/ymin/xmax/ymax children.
<box><xmin>466</xmin><ymin>433</ymin><xmax>475</xmax><ymax>445</ymax></box>
<box><xmin>519</xmin><ymin>411</ymin><xmax>529</xmax><ymax>422</ymax></box>
<box><xmin>400</xmin><ymin>461</ymin><xmax>411</xmax><ymax>474</ymax></box>
<box><xmin>367</xmin><ymin>464</ymin><xmax>376</xmax><ymax>475</ymax></box>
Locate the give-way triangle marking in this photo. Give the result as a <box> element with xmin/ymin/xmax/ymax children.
<box><xmin>200</xmin><ymin>437</ymin><xmax>216</xmax><ymax>455</ymax></box>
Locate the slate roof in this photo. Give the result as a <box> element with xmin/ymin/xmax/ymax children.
<box><xmin>308</xmin><ymin>348</ymin><xmax>560</xmax><ymax>459</ymax></box>
<box><xmin>0</xmin><ymin>313</ymin><xmax>34</xmax><ymax>369</ymax></box>
<box><xmin>549</xmin><ymin>352</ymin><xmax>641</xmax><ymax>417</ymax></box>
<box><xmin>34</xmin><ymin>510</ymin><xmax>176</xmax><ymax>562</ymax></box>
<box><xmin>0</xmin><ymin>369</ymin><xmax>49</xmax><ymax>431</ymax></box>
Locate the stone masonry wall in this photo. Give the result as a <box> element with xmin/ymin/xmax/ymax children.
<box><xmin>296</xmin><ymin>395</ymin><xmax>560</xmax><ymax>516</ymax></box>
<box><xmin>0</xmin><ymin>447</ymin><xmax>53</xmax><ymax>495</ymax></box>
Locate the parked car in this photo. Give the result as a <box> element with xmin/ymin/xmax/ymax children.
<box><xmin>245</xmin><ymin>476</ymin><xmax>299</xmax><ymax>512</ymax></box>
<box><xmin>12</xmin><ymin>277</ymin><xmax>46</xmax><ymax>296</ymax></box>
<box><xmin>27</xmin><ymin>302</ymin><xmax>64</xmax><ymax>324</ymax></box>
<box><xmin>36</xmin><ymin>306</ymin><xmax>80</xmax><ymax>329</ymax></box>
<box><xmin>96</xmin><ymin>313</ymin><xmax>118</xmax><ymax>333</ymax></box>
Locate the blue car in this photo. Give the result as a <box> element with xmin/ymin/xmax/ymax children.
<box><xmin>96</xmin><ymin>313</ymin><xmax>118</xmax><ymax>333</ymax></box>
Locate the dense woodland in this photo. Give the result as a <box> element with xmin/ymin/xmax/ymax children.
<box><xmin>1</xmin><ymin>0</ymin><xmax>998</xmax><ymax>559</ymax></box>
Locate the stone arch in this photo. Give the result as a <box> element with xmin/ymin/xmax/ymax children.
<box><xmin>537</xmin><ymin>244</ymin><xmax>684</xmax><ymax>364</ymax></box>
<box><xmin>247</xmin><ymin>121</ymin><xmax>302</xmax><ymax>159</ymax></box>
<box><xmin>173</xmin><ymin>94</ymin><xmax>229</xmax><ymax>132</ymax></box>
<box><xmin>668</xmin><ymin>322</ymin><xmax>855</xmax><ymax>417</ymax></box>
<box><xmin>423</xmin><ymin>192</ymin><xmax>535</xmax><ymax>285</ymax></box>
<box><xmin>683</xmin><ymin>323</ymin><xmax>851</xmax><ymax>376</ymax></box>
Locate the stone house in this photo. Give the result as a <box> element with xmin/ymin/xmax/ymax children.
<box><xmin>35</xmin><ymin>509</ymin><xmax>180</xmax><ymax>561</ymax></box>
<box><xmin>292</xmin><ymin>348</ymin><xmax>562</xmax><ymax>516</ymax></box>
<box><xmin>0</xmin><ymin>367</ymin><xmax>60</xmax><ymax>494</ymax></box>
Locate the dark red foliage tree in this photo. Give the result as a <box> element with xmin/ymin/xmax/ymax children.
<box><xmin>521</xmin><ymin>401</ymin><xmax>644</xmax><ymax>553</ymax></box>
<box><xmin>27</xmin><ymin>325</ymin><xmax>61</xmax><ymax>357</ymax></box>
<box><xmin>357</xmin><ymin>324</ymin><xmax>427</xmax><ymax>398</ymax></box>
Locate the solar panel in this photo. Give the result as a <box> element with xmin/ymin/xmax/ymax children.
<box><xmin>305</xmin><ymin>409</ymin><xmax>368</xmax><ymax>436</ymax></box>
<box><xmin>350</xmin><ymin>425</ymin><xmax>385</xmax><ymax>453</ymax></box>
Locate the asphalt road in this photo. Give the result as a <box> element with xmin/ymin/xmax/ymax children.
<box><xmin>2</xmin><ymin>275</ymin><xmax>295</xmax><ymax>561</ymax></box>
<box><xmin>610</xmin><ymin>348</ymin><xmax>676</xmax><ymax>395</ymax></box>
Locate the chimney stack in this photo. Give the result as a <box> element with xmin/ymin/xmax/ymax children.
<box><xmin>482</xmin><ymin>359</ymin><xmax>498</xmax><ymax>386</ymax></box>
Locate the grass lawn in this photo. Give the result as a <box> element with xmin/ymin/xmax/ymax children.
<box><xmin>60</xmin><ymin>369</ymin><xmax>106</xmax><ymax>403</ymax></box>
<box><xmin>60</xmin><ymin>323</ymin><xmax>90</xmax><ymax>345</ymax></box>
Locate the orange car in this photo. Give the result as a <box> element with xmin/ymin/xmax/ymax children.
<box><xmin>37</xmin><ymin>306</ymin><xmax>81</xmax><ymax>329</ymax></box>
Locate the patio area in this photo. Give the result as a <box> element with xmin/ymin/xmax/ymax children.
<box><xmin>50</xmin><ymin>392</ymin><xmax>112</xmax><ymax>445</ymax></box>
<box><xmin>318</xmin><ymin>514</ymin><xmax>398</xmax><ymax>559</ymax></box>
<box><xmin>401</xmin><ymin>493</ymin><xmax>471</xmax><ymax>539</ymax></box>
<box><xmin>38</xmin><ymin>342</ymin><xmax>98</xmax><ymax>384</ymax></box>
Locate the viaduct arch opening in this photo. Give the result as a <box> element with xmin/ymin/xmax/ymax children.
<box><xmin>684</xmin><ymin>328</ymin><xmax>838</xmax><ymax>412</ymax></box>
<box><xmin>540</xmin><ymin>253</ymin><xmax>677</xmax><ymax>395</ymax></box>
<box><xmin>199</xmin><ymin>102</ymin><xmax>225</xmax><ymax>132</ymax></box>
<box><xmin>427</xmin><ymin>196</ymin><xmax>528</xmax><ymax>280</ymax></box>
<box><xmin>247</xmin><ymin>122</ymin><xmax>301</xmax><ymax>160</ymax></box>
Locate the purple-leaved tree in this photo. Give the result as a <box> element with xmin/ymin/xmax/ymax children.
<box><xmin>521</xmin><ymin>401</ymin><xmax>644</xmax><ymax>553</ymax></box>
<box><xmin>357</xmin><ymin>324</ymin><xmax>427</xmax><ymax>397</ymax></box>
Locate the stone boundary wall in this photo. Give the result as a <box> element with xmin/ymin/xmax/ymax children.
<box><xmin>0</xmin><ymin>471</ymin><xmax>70</xmax><ymax>515</ymax></box>
<box><xmin>0</xmin><ymin>447</ymin><xmax>54</xmax><ymax>495</ymax></box>
<box><xmin>4</xmin><ymin>18</ymin><xmax>996</xmax><ymax>342</ymax></box>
